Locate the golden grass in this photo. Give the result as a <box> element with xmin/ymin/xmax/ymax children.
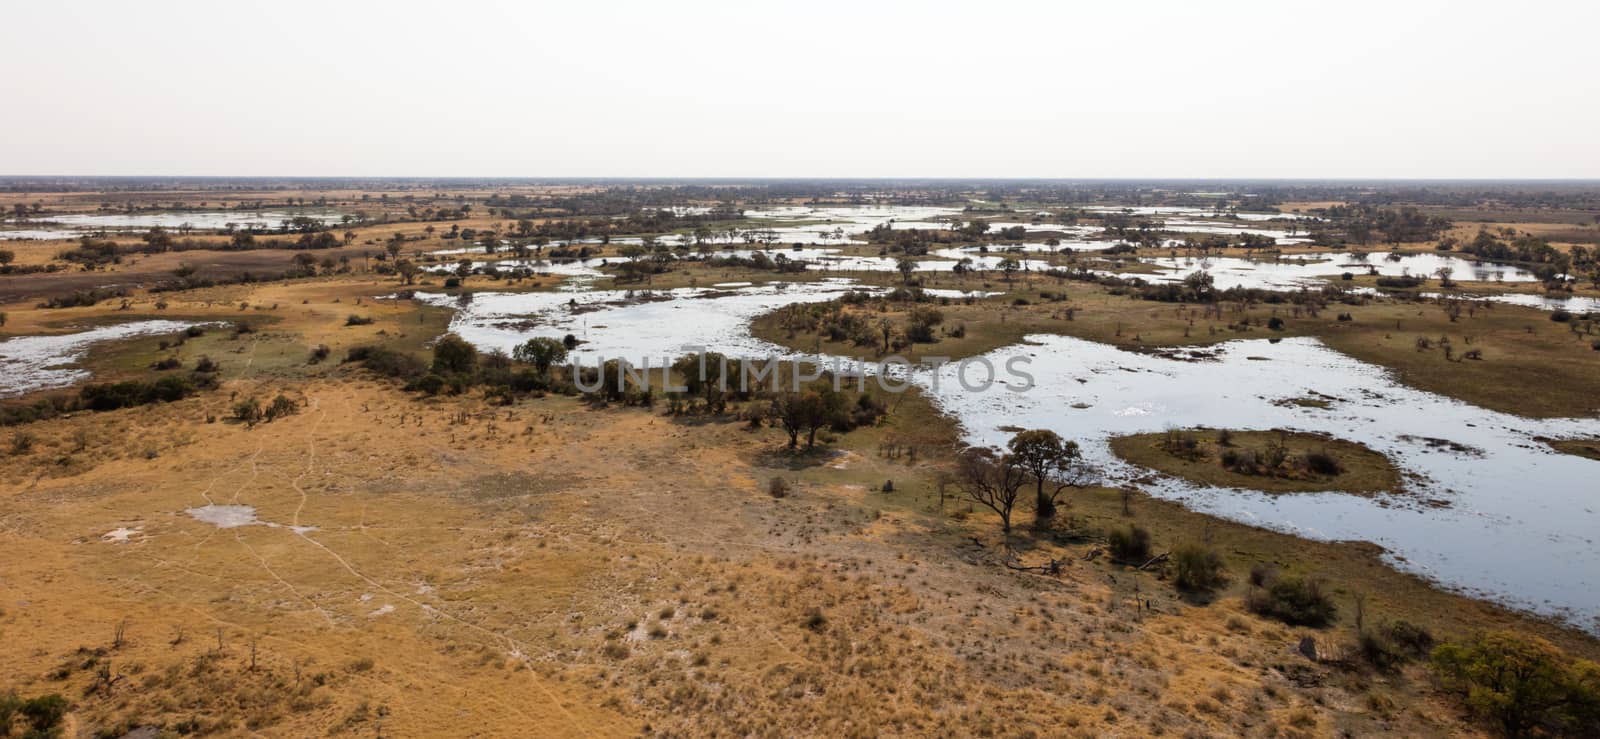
<box><xmin>3</xmin><ymin>228</ymin><xmax>1599</xmax><ymax>735</ymax></box>
<box><xmin>1545</xmin><ymin>438</ymin><xmax>1600</xmax><ymax>461</ymax></box>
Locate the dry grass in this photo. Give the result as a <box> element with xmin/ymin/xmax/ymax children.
<box><xmin>2</xmin><ymin>226</ymin><xmax>1598</xmax><ymax>736</ymax></box>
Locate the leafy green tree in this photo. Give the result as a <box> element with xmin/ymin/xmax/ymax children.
<box><xmin>1432</xmin><ymin>631</ymin><xmax>1600</xmax><ymax>737</ymax></box>
<box><xmin>1006</xmin><ymin>429</ymin><xmax>1091</xmax><ymax>524</ymax></box>
<box><xmin>896</xmin><ymin>257</ymin><xmax>917</xmax><ymax>284</ymax></box>
<box><xmin>431</xmin><ymin>333</ymin><xmax>478</xmax><ymax>375</ymax></box>
<box><xmin>395</xmin><ymin>259</ymin><xmax>420</xmax><ymax>285</ymax></box>
<box><xmin>513</xmin><ymin>337</ymin><xmax>568</xmax><ymax>376</ymax></box>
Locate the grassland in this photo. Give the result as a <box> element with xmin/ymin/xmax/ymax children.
<box><xmin>4</xmin><ymin>187</ymin><xmax>1600</xmax><ymax>736</ymax></box>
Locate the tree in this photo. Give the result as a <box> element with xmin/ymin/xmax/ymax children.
<box><xmin>0</xmin><ymin>248</ymin><xmax>14</xmax><ymax>265</ymax></box>
<box><xmin>1432</xmin><ymin>631</ymin><xmax>1600</xmax><ymax>738</ymax></box>
<box><xmin>1006</xmin><ymin>429</ymin><xmax>1093</xmax><ymax>525</ymax></box>
<box><xmin>999</xmin><ymin>257</ymin><xmax>1021</xmax><ymax>283</ymax></box>
<box><xmin>431</xmin><ymin>333</ymin><xmax>478</xmax><ymax>375</ymax></box>
<box><xmin>513</xmin><ymin>337</ymin><xmax>568</xmax><ymax>376</ymax></box>
<box><xmin>770</xmin><ymin>388</ymin><xmax>845</xmax><ymax>449</ymax></box>
<box><xmin>672</xmin><ymin>352</ymin><xmax>731</xmax><ymax>412</ymax></box>
<box><xmin>956</xmin><ymin>447</ymin><xmax>1028</xmax><ymax>536</ymax></box>
<box><xmin>395</xmin><ymin>259</ymin><xmax>420</xmax><ymax>285</ymax></box>
<box><xmin>896</xmin><ymin>257</ymin><xmax>917</xmax><ymax>284</ymax></box>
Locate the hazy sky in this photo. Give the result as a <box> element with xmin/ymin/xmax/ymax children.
<box><xmin>2</xmin><ymin>0</ymin><xmax>1595</xmax><ymax>178</ymax></box>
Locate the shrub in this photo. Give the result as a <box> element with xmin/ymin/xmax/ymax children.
<box><xmin>1551</xmin><ymin>310</ymin><xmax>1573</xmax><ymax>323</ymax></box>
<box><xmin>78</xmin><ymin>376</ymin><xmax>197</xmax><ymax>411</ymax></box>
<box><xmin>803</xmin><ymin>609</ymin><xmax>827</xmax><ymax>631</ymax></box>
<box><xmin>1267</xmin><ymin>316</ymin><xmax>1285</xmax><ymax>330</ymax></box>
<box><xmin>1432</xmin><ymin>631</ymin><xmax>1600</xmax><ymax>737</ymax></box>
<box><xmin>18</xmin><ymin>694</ymin><xmax>68</xmax><ymax>735</ymax></box>
<box><xmin>415</xmin><ymin>374</ymin><xmax>447</xmax><ymax>396</ymax></box>
<box><xmin>345</xmin><ymin>314</ymin><xmax>375</xmax><ymax>326</ymax></box>
<box><xmin>233</xmin><ymin>321</ymin><xmax>255</xmax><ymax>336</ymax></box>
<box><xmin>1107</xmin><ymin>525</ymin><xmax>1151</xmax><ymax>562</ymax></box>
<box><xmin>345</xmin><ymin>345</ymin><xmax>427</xmax><ymax>380</ymax></box>
<box><xmin>1303</xmin><ymin>449</ymin><xmax>1343</xmax><ymax>475</ymax></box>
<box><xmin>233</xmin><ymin>397</ymin><xmax>262</xmax><ymax>424</ymax></box>
<box><xmin>265</xmin><ymin>395</ymin><xmax>298</xmax><ymax>421</ymax></box>
<box><xmin>308</xmin><ymin>345</ymin><xmax>331</xmax><ymax>364</ymax></box>
<box><xmin>1246</xmin><ymin>576</ymin><xmax>1337</xmax><ymax>627</ymax></box>
<box><xmin>152</xmin><ymin>356</ymin><xmax>183</xmax><ymax>371</ymax></box>
<box><xmin>193</xmin><ymin>355</ymin><xmax>220</xmax><ymax>373</ymax></box>
<box><xmin>1360</xmin><ymin>620</ymin><xmax>1436</xmax><ymax>672</ymax></box>
<box><xmin>184</xmin><ymin>325</ymin><xmax>206</xmax><ymax>338</ymax></box>
<box><xmin>1376</xmin><ymin>275</ymin><xmax>1425</xmax><ymax>288</ymax></box>
<box><xmin>8</xmin><ymin>431</ymin><xmax>35</xmax><ymax>456</ymax></box>
<box><xmin>1172</xmin><ymin>545</ymin><xmax>1229</xmax><ymax>593</ymax></box>
<box><xmin>768</xmin><ymin>477</ymin><xmax>790</xmax><ymax>498</ymax></box>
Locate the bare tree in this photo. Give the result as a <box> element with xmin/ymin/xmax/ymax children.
<box><xmin>956</xmin><ymin>447</ymin><xmax>1029</xmax><ymax>537</ymax></box>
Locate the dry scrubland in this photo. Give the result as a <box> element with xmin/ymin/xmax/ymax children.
<box><xmin>0</xmin><ymin>272</ymin><xmax>1592</xmax><ymax>737</ymax></box>
<box><xmin>3</xmin><ymin>188</ymin><xmax>1600</xmax><ymax>736</ymax></box>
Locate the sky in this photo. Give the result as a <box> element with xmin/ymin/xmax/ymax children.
<box><xmin>2</xmin><ymin>0</ymin><xmax>1596</xmax><ymax>179</ymax></box>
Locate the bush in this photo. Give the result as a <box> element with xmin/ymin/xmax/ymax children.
<box><xmin>78</xmin><ymin>376</ymin><xmax>197</xmax><ymax>411</ymax></box>
<box><xmin>1107</xmin><ymin>525</ymin><xmax>1151</xmax><ymax>562</ymax></box>
<box><xmin>1171</xmin><ymin>545</ymin><xmax>1229</xmax><ymax>593</ymax></box>
<box><xmin>345</xmin><ymin>314</ymin><xmax>375</xmax><ymax>326</ymax></box>
<box><xmin>345</xmin><ymin>345</ymin><xmax>427</xmax><ymax>380</ymax></box>
<box><xmin>233</xmin><ymin>397</ymin><xmax>262</xmax><ymax>424</ymax></box>
<box><xmin>1267</xmin><ymin>316</ymin><xmax>1285</xmax><ymax>331</ymax></box>
<box><xmin>1376</xmin><ymin>275</ymin><xmax>1425</xmax><ymax>288</ymax></box>
<box><xmin>152</xmin><ymin>356</ymin><xmax>183</xmax><ymax>371</ymax></box>
<box><xmin>1359</xmin><ymin>620</ymin><xmax>1436</xmax><ymax>672</ymax></box>
<box><xmin>1246</xmin><ymin>576</ymin><xmax>1338</xmax><ymax>627</ymax></box>
<box><xmin>265</xmin><ymin>395</ymin><xmax>298</xmax><ymax>421</ymax></box>
<box><xmin>18</xmin><ymin>694</ymin><xmax>68</xmax><ymax>735</ymax></box>
<box><xmin>768</xmin><ymin>477</ymin><xmax>790</xmax><ymax>498</ymax></box>
<box><xmin>193</xmin><ymin>355</ymin><xmax>220</xmax><ymax>373</ymax></box>
<box><xmin>415</xmin><ymin>374</ymin><xmax>447</xmax><ymax>396</ymax></box>
<box><xmin>431</xmin><ymin>333</ymin><xmax>478</xmax><ymax>375</ymax></box>
<box><xmin>1551</xmin><ymin>310</ymin><xmax>1573</xmax><ymax>323</ymax></box>
<box><xmin>9</xmin><ymin>431</ymin><xmax>35</xmax><ymax>456</ymax></box>
<box><xmin>308</xmin><ymin>345</ymin><xmax>331</xmax><ymax>364</ymax></box>
<box><xmin>1432</xmin><ymin>631</ymin><xmax>1600</xmax><ymax>737</ymax></box>
<box><xmin>1303</xmin><ymin>449</ymin><xmax>1343</xmax><ymax>475</ymax></box>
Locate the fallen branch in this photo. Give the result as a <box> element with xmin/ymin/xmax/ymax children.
<box><xmin>1137</xmin><ymin>552</ymin><xmax>1170</xmax><ymax>571</ymax></box>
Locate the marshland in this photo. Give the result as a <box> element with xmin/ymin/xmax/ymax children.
<box><xmin>4</xmin><ymin>178</ymin><xmax>1600</xmax><ymax>737</ymax></box>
